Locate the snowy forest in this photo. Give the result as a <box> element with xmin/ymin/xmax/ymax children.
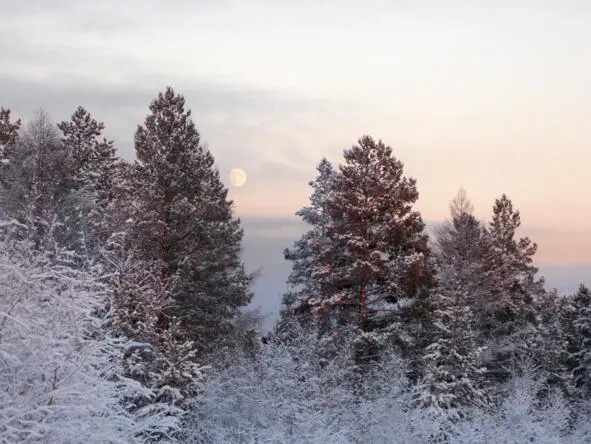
<box><xmin>1</xmin><ymin>87</ymin><xmax>591</xmax><ymax>443</ymax></box>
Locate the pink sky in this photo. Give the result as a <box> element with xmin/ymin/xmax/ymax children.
<box><xmin>1</xmin><ymin>0</ymin><xmax>590</xmax><ymax>266</ymax></box>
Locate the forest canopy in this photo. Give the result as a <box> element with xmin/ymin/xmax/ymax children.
<box><xmin>1</xmin><ymin>90</ymin><xmax>590</xmax><ymax>443</ymax></box>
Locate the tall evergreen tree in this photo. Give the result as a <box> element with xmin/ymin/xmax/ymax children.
<box><xmin>282</xmin><ymin>157</ymin><xmax>337</xmax><ymax>327</ymax></box>
<box><xmin>479</xmin><ymin>194</ymin><xmax>544</xmax><ymax>381</ymax></box>
<box><xmin>481</xmin><ymin>194</ymin><xmax>542</xmax><ymax>330</ymax></box>
<box><xmin>433</xmin><ymin>190</ymin><xmax>486</xmax><ymax>309</ymax></box>
<box><xmin>0</xmin><ymin>110</ymin><xmax>68</xmax><ymax>248</ymax></box>
<box><xmin>419</xmin><ymin>268</ymin><xmax>490</xmax><ymax>417</ymax></box>
<box><xmin>130</xmin><ymin>86</ymin><xmax>253</xmax><ymax>356</ymax></box>
<box><xmin>58</xmin><ymin>106</ymin><xmax>118</xmax><ymax>198</ymax></box>
<box><xmin>565</xmin><ymin>284</ymin><xmax>591</xmax><ymax>397</ymax></box>
<box><xmin>57</xmin><ymin>106</ymin><xmax>119</xmax><ymax>255</ymax></box>
<box><xmin>0</xmin><ymin>107</ymin><xmax>20</xmax><ymax>161</ymax></box>
<box><xmin>435</xmin><ymin>189</ymin><xmax>484</xmax><ymax>266</ymax></box>
<box><xmin>420</xmin><ymin>190</ymin><xmax>490</xmax><ymax>415</ymax></box>
<box><xmin>314</xmin><ymin>135</ymin><xmax>430</xmax><ymax>360</ymax></box>
<box><xmin>533</xmin><ymin>289</ymin><xmax>570</xmax><ymax>391</ymax></box>
<box><xmin>0</xmin><ymin>107</ymin><xmax>21</xmax><ymax>208</ymax></box>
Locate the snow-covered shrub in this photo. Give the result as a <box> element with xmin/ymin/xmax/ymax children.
<box><xmin>195</xmin><ymin>326</ymin><xmax>416</xmax><ymax>444</ymax></box>
<box><xmin>452</xmin><ymin>366</ymin><xmax>572</xmax><ymax>444</ymax></box>
<box><xmin>0</xmin><ymin>221</ymin><xmax>137</xmax><ymax>442</ymax></box>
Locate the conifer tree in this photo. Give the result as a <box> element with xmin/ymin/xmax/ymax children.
<box><xmin>57</xmin><ymin>107</ymin><xmax>119</xmax><ymax>255</ymax></box>
<box><xmin>314</xmin><ymin>135</ymin><xmax>430</xmax><ymax>359</ymax></box>
<box><xmin>481</xmin><ymin>194</ymin><xmax>542</xmax><ymax>330</ymax></box>
<box><xmin>58</xmin><ymin>106</ymin><xmax>118</xmax><ymax>201</ymax></box>
<box><xmin>0</xmin><ymin>107</ymin><xmax>21</xmax><ymax>209</ymax></box>
<box><xmin>419</xmin><ymin>269</ymin><xmax>490</xmax><ymax>417</ymax></box>
<box><xmin>533</xmin><ymin>289</ymin><xmax>570</xmax><ymax>390</ymax></box>
<box><xmin>479</xmin><ymin>194</ymin><xmax>544</xmax><ymax>381</ymax></box>
<box><xmin>421</xmin><ymin>190</ymin><xmax>490</xmax><ymax>414</ymax></box>
<box><xmin>0</xmin><ymin>110</ymin><xmax>68</xmax><ymax>248</ymax></box>
<box><xmin>432</xmin><ymin>189</ymin><xmax>486</xmax><ymax>311</ymax></box>
<box><xmin>435</xmin><ymin>189</ymin><xmax>484</xmax><ymax>268</ymax></box>
<box><xmin>0</xmin><ymin>107</ymin><xmax>20</xmax><ymax>162</ymax></box>
<box><xmin>565</xmin><ymin>284</ymin><xmax>591</xmax><ymax>397</ymax></box>
<box><xmin>282</xmin><ymin>157</ymin><xmax>337</xmax><ymax>327</ymax></box>
<box><xmin>129</xmin><ymin>87</ymin><xmax>253</xmax><ymax>356</ymax></box>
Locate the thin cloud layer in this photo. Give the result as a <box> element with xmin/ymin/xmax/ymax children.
<box><xmin>2</xmin><ymin>0</ymin><xmax>590</xmax><ymax>266</ymax></box>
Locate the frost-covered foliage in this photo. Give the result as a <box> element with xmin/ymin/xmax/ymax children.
<box><xmin>419</xmin><ymin>282</ymin><xmax>490</xmax><ymax>417</ymax></box>
<box><xmin>0</xmin><ymin>221</ymin><xmax>139</xmax><ymax>443</ymax></box>
<box><xmin>197</xmin><ymin>326</ymin><xmax>412</xmax><ymax>443</ymax></box>
<box><xmin>0</xmin><ymin>110</ymin><xmax>69</xmax><ymax>249</ymax></box>
<box><xmin>103</xmin><ymin>231</ymin><xmax>206</xmax><ymax>443</ymax></box>
<box><xmin>118</xmin><ymin>320</ymin><xmax>206</xmax><ymax>443</ymax></box>
<box><xmin>197</xmin><ymin>326</ymin><xmax>582</xmax><ymax>443</ymax></box>
<box><xmin>56</xmin><ymin>106</ymin><xmax>119</xmax><ymax>255</ymax></box>
<box><xmin>0</xmin><ymin>91</ymin><xmax>252</xmax><ymax>443</ymax></box>
<box><xmin>480</xmin><ymin>194</ymin><xmax>543</xmax><ymax>338</ymax></box>
<box><xmin>282</xmin><ymin>157</ymin><xmax>336</xmax><ymax>327</ymax></box>
<box><xmin>451</xmin><ymin>366</ymin><xmax>572</xmax><ymax>444</ymax></box>
<box><xmin>0</xmin><ymin>107</ymin><xmax>20</xmax><ymax>165</ymax></box>
<box><xmin>565</xmin><ymin>284</ymin><xmax>591</xmax><ymax>396</ymax></box>
<box><xmin>420</xmin><ymin>190</ymin><xmax>490</xmax><ymax>415</ymax></box>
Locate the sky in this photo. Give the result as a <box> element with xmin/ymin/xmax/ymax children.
<box><xmin>1</xmin><ymin>0</ymin><xmax>590</xmax><ymax>326</ymax></box>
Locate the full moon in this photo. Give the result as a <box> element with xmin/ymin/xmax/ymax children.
<box><xmin>229</xmin><ymin>168</ymin><xmax>247</xmax><ymax>187</ymax></box>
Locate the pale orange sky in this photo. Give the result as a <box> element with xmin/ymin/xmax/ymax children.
<box><xmin>1</xmin><ymin>0</ymin><xmax>590</xmax><ymax>266</ymax></box>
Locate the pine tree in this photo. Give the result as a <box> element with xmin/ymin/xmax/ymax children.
<box><xmin>58</xmin><ymin>106</ymin><xmax>118</xmax><ymax>202</ymax></box>
<box><xmin>419</xmin><ymin>271</ymin><xmax>489</xmax><ymax>418</ymax></box>
<box><xmin>435</xmin><ymin>189</ymin><xmax>484</xmax><ymax>266</ymax></box>
<box><xmin>130</xmin><ymin>86</ymin><xmax>253</xmax><ymax>356</ymax></box>
<box><xmin>479</xmin><ymin>194</ymin><xmax>544</xmax><ymax>381</ymax></box>
<box><xmin>0</xmin><ymin>110</ymin><xmax>68</xmax><ymax>248</ymax></box>
<box><xmin>420</xmin><ymin>190</ymin><xmax>490</xmax><ymax>417</ymax></box>
<box><xmin>57</xmin><ymin>107</ymin><xmax>119</xmax><ymax>256</ymax></box>
<box><xmin>565</xmin><ymin>284</ymin><xmax>591</xmax><ymax>397</ymax></box>
<box><xmin>0</xmin><ymin>107</ymin><xmax>21</xmax><ymax>213</ymax></box>
<box><xmin>314</xmin><ymin>135</ymin><xmax>430</xmax><ymax>361</ymax></box>
<box><xmin>281</xmin><ymin>157</ymin><xmax>337</xmax><ymax>328</ymax></box>
<box><xmin>104</xmin><ymin>230</ymin><xmax>205</xmax><ymax>442</ymax></box>
<box><xmin>0</xmin><ymin>107</ymin><xmax>20</xmax><ymax>165</ymax></box>
<box><xmin>481</xmin><ymin>194</ymin><xmax>541</xmax><ymax>330</ymax></box>
<box><xmin>433</xmin><ymin>189</ymin><xmax>486</xmax><ymax>311</ymax></box>
<box><xmin>533</xmin><ymin>289</ymin><xmax>570</xmax><ymax>391</ymax></box>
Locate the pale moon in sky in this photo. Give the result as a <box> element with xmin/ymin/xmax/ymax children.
<box><xmin>229</xmin><ymin>168</ymin><xmax>248</xmax><ymax>187</ymax></box>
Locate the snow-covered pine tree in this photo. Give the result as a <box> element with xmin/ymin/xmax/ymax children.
<box><xmin>533</xmin><ymin>289</ymin><xmax>570</xmax><ymax>391</ymax></box>
<box><xmin>315</xmin><ymin>135</ymin><xmax>430</xmax><ymax>362</ymax></box>
<box><xmin>129</xmin><ymin>87</ymin><xmax>253</xmax><ymax>356</ymax></box>
<box><xmin>434</xmin><ymin>188</ymin><xmax>486</xmax><ymax>278</ymax></box>
<box><xmin>479</xmin><ymin>194</ymin><xmax>545</xmax><ymax>381</ymax></box>
<box><xmin>0</xmin><ymin>107</ymin><xmax>20</xmax><ymax>164</ymax></box>
<box><xmin>57</xmin><ymin>106</ymin><xmax>119</xmax><ymax>256</ymax></box>
<box><xmin>0</xmin><ymin>219</ymin><xmax>146</xmax><ymax>442</ymax></box>
<box><xmin>431</xmin><ymin>189</ymin><xmax>487</xmax><ymax>327</ymax></box>
<box><xmin>419</xmin><ymin>270</ymin><xmax>490</xmax><ymax>412</ymax></box>
<box><xmin>0</xmin><ymin>107</ymin><xmax>21</xmax><ymax>211</ymax></box>
<box><xmin>419</xmin><ymin>190</ymin><xmax>490</xmax><ymax>419</ymax></box>
<box><xmin>565</xmin><ymin>284</ymin><xmax>591</xmax><ymax>398</ymax></box>
<box><xmin>0</xmin><ymin>109</ymin><xmax>70</xmax><ymax>250</ymax></box>
<box><xmin>102</xmin><ymin>229</ymin><xmax>206</xmax><ymax>443</ymax></box>
<box><xmin>281</xmin><ymin>157</ymin><xmax>337</xmax><ymax>329</ymax></box>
